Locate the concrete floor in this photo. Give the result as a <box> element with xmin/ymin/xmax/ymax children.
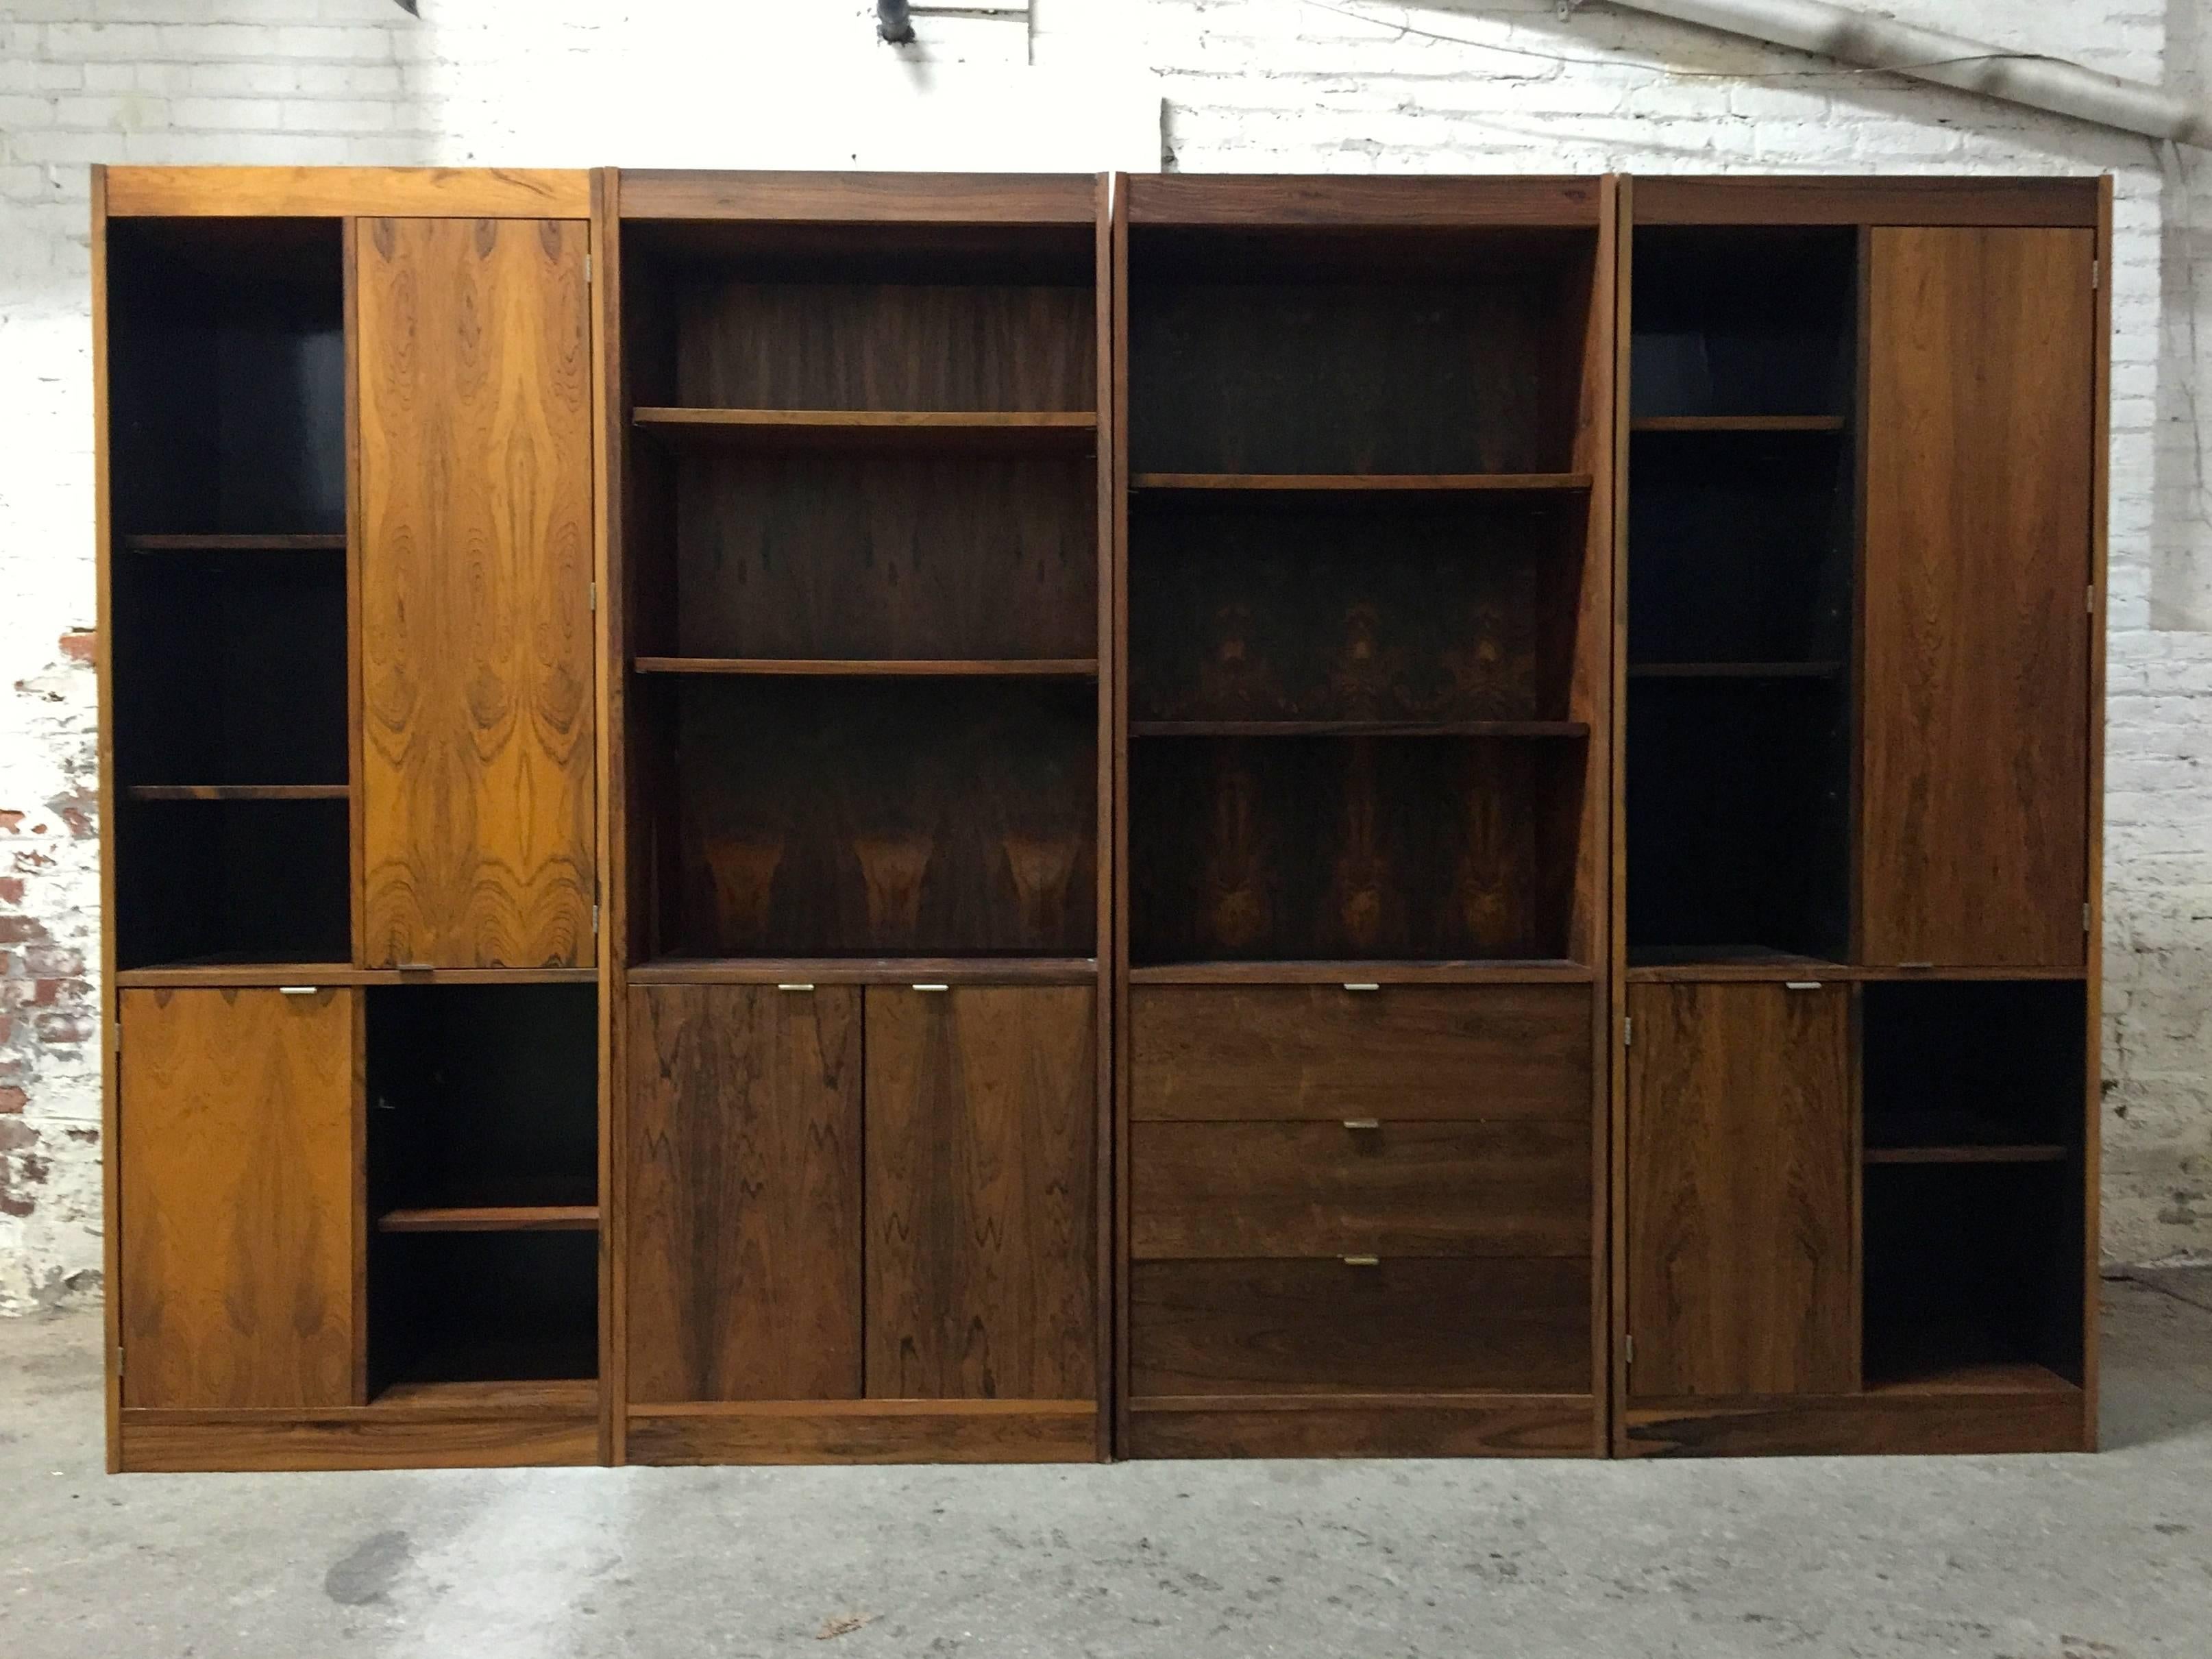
<box><xmin>3</xmin><ymin>1281</ymin><xmax>2210</xmax><ymax>1659</ymax></box>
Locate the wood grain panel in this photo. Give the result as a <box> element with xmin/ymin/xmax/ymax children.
<box><xmin>1632</xmin><ymin>175</ymin><xmax>2098</xmax><ymax>228</ymax></box>
<box><xmin>624</xmin><ymin>1399</ymin><xmax>1097</xmax><ymax>1465</ymax></box>
<box><xmin>118</xmin><ymin>1403</ymin><xmax>598</xmax><ymax>1472</ymax></box>
<box><xmin>624</xmin><ymin>985</ymin><xmax>862</xmax><ymax>1402</ymax></box>
<box><xmin>1129</xmin><ymin>1259</ymin><xmax>1589</xmax><ymax>1395</ymax></box>
<box><xmin>105</xmin><ymin>166</ymin><xmax>589</xmax><ymax>219</ymax></box>
<box><xmin>358</xmin><ymin>217</ymin><xmax>595</xmax><ymax>968</ymax></box>
<box><xmin>1621</xmin><ymin>1388</ymin><xmax>2087</xmax><ymax>1457</ymax></box>
<box><xmin>1625</xmin><ymin>983</ymin><xmax>1855</xmax><ymax>1398</ymax></box>
<box><xmin>863</xmin><ymin>987</ymin><xmax>1096</xmax><ymax>1401</ymax></box>
<box><xmin>1128</xmin><ymin>175</ymin><xmax>1601</xmax><ymax>228</ymax></box>
<box><xmin>1125</xmin><ymin>1397</ymin><xmax>1594</xmax><ymax>1458</ymax></box>
<box><xmin>1131</xmin><ymin>1120</ymin><xmax>1589</xmax><ymax>1258</ymax></box>
<box><xmin>118</xmin><ymin>987</ymin><xmax>357</xmax><ymax>1410</ymax></box>
<box><xmin>619</xmin><ymin>171</ymin><xmax>1099</xmax><ymax>225</ymax></box>
<box><xmin>1131</xmin><ymin>985</ymin><xmax>1590</xmax><ymax>1121</ymax></box>
<box><xmin>1860</xmin><ymin>227</ymin><xmax>2094</xmax><ymax>967</ymax></box>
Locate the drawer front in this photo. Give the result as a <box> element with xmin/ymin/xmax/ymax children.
<box><xmin>1130</xmin><ymin>1259</ymin><xmax>1590</xmax><ymax>1395</ymax></box>
<box><xmin>1131</xmin><ymin>1120</ymin><xmax>1589</xmax><ymax>1259</ymax></box>
<box><xmin>1131</xmin><ymin>985</ymin><xmax>1590</xmax><ymax>1121</ymax></box>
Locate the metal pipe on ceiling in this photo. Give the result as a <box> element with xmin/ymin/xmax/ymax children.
<box><xmin>1602</xmin><ymin>0</ymin><xmax>2212</xmax><ymax>147</ymax></box>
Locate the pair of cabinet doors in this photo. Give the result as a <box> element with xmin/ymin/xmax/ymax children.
<box><xmin>624</xmin><ymin>985</ymin><xmax>1098</xmax><ymax>1405</ymax></box>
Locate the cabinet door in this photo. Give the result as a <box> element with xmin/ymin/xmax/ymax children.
<box><xmin>1861</xmin><ymin>227</ymin><xmax>2094</xmax><ymax>967</ymax></box>
<box><xmin>863</xmin><ymin>986</ymin><xmax>1096</xmax><ymax>1400</ymax></box>
<box><xmin>119</xmin><ymin>987</ymin><xmax>358</xmax><ymax>1408</ymax></box>
<box><xmin>1625</xmin><ymin>983</ymin><xmax>1854</xmax><ymax>1399</ymax></box>
<box><xmin>358</xmin><ymin>217</ymin><xmax>595</xmax><ymax>968</ymax></box>
<box><xmin>625</xmin><ymin>985</ymin><xmax>863</xmax><ymax>1402</ymax></box>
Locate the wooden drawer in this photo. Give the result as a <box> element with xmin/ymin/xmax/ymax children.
<box><xmin>1131</xmin><ymin>984</ymin><xmax>1590</xmax><ymax>1120</ymax></box>
<box><xmin>1131</xmin><ymin>1120</ymin><xmax>1588</xmax><ymax>1259</ymax></box>
<box><xmin>1129</xmin><ymin>1259</ymin><xmax>1590</xmax><ymax>1395</ymax></box>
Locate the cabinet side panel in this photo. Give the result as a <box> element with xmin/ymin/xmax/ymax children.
<box><xmin>1860</xmin><ymin>227</ymin><xmax>2094</xmax><ymax>967</ymax></box>
<box><xmin>358</xmin><ymin>217</ymin><xmax>596</xmax><ymax>968</ymax></box>
<box><xmin>865</xmin><ymin>987</ymin><xmax>1098</xmax><ymax>1400</ymax></box>
<box><xmin>1625</xmin><ymin>983</ymin><xmax>1854</xmax><ymax>1398</ymax></box>
<box><xmin>118</xmin><ymin>988</ymin><xmax>357</xmax><ymax>1409</ymax></box>
<box><xmin>624</xmin><ymin>985</ymin><xmax>863</xmax><ymax>1402</ymax></box>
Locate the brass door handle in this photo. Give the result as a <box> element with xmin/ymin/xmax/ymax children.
<box><xmin>1342</xmin><ymin>1118</ymin><xmax>1380</xmax><ymax>1131</ymax></box>
<box><xmin>1341</xmin><ymin>1255</ymin><xmax>1381</xmax><ymax>1267</ymax></box>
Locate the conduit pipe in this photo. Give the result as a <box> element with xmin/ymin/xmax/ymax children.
<box><xmin>1601</xmin><ymin>0</ymin><xmax>2212</xmax><ymax>148</ymax></box>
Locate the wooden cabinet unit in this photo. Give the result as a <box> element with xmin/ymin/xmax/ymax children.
<box><xmin>96</xmin><ymin>167</ymin><xmax>2104</xmax><ymax>1471</ymax></box>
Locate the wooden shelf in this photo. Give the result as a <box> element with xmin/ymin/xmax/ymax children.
<box><xmin>1630</xmin><ymin>415</ymin><xmax>1847</xmax><ymax>434</ymax></box>
<box><xmin>1132</xmin><ymin>719</ymin><xmax>1588</xmax><ymax>738</ymax></box>
<box><xmin>1865</xmin><ymin>1144</ymin><xmax>2069</xmax><ymax>1165</ymax></box>
<box><xmin>632</xmin><ymin>407</ymin><xmax>1096</xmax><ymax>452</ymax></box>
<box><xmin>1131</xmin><ymin>471</ymin><xmax>1592</xmax><ymax>493</ymax></box>
<box><xmin>376</xmin><ymin>1205</ymin><xmax>600</xmax><ymax>1234</ymax></box>
<box><xmin>629</xmin><ymin>956</ymin><xmax>1098</xmax><ymax>986</ymax></box>
<box><xmin>371</xmin><ymin>1377</ymin><xmax>600</xmax><ymax>1414</ymax></box>
<box><xmin>1628</xmin><ymin>662</ymin><xmax>1843</xmax><ymax>680</ymax></box>
<box><xmin>113</xmin><ymin>962</ymin><xmax>598</xmax><ymax>987</ymax></box>
<box><xmin>1129</xmin><ymin>959</ymin><xmax>1595</xmax><ymax>985</ymax></box>
<box><xmin>124</xmin><ymin>532</ymin><xmax>347</xmax><ymax>552</ymax></box>
<box><xmin>635</xmin><ymin>656</ymin><xmax>1098</xmax><ymax>678</ymax></box>
<box><xmin>1864</xmin><ymin>1358</ymin><xmax>2079</xmax><ymax>1397</ymax></box>
<box><xmin>126</xmin><ymin>784</ymin><xmax>349</xmax><ymax>801</ymax></box>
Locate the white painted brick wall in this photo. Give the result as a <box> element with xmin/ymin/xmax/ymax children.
<box><xmin>3</xmin><ymin>0</ymin><xmax>2209</xmax><ymax>1310</ymax></box>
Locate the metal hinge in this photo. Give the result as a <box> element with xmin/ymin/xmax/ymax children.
<box><xmin>588</xmin><ymin>582</ymin><xmax>598</xmax><ymax>613</ymax></box>
<box><xmin>584</xmin><ymin>252</ymin><xmax>593</xmax><ymax>283</ymax></box>
<box><xmin>1623</xmin><ymin>1335</ymin><xmax>1634</xmax><ymax>1366</ymax></box>
<box><xmin>2091</xmin><ymin>258</ymin><xmax>2100</xmax><ymax>291</ymax></box>
<box><xmin>591</xmin><ymin>902</ymin><xmax>600</xmax><ymax>935</ymax></box>
<box><xmin>2085</xmin><ymin>902</ymin><xmax>2093</xmax><ymax>932</ymax></box>
<box><xmin>114</xmin><ymin>1344</ymin><xmax>123</xmax><ymax>1376</ymax></box>
<box><xmin>2087</xmin><ymin>584</ymin><xmax>2097</xmax><ymax>615</ymax></box>
<box><xmin>1621</xmin><ymin>1016</ymin><xmax>1632</xmax><ymax>1048</ymax></box>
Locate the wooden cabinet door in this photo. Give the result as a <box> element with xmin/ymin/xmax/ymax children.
<box><xmin>1625</xmin><ymin>983</ymin><xmax>1854</xmax><ymax>1399</ymax></box>
<box><xmin>1861</xmin><ymin>227</ymin><xmax>2095</xmax><ymax>967</ymax></box>
<box><xmin>625</xmin><ymin>985</ymin><xmax>863</xmax><ymax>1402</ymax></box>
<box><xmin>357</xmin><ymin>217</ymin><xmax>595</xmax><ymax>968</ymax></box>
<box><xmin>118</xmin><ymin>987</ymin><xmax>358</xmax><ymax>1408</ymax></box>
<box><xmin>863</xmin><ymin>986</ymin><xmax>1096</xmax><ymax>1400</ymax></box>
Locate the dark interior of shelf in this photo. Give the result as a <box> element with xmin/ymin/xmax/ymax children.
<box><xmin>1863</xmin><ymin>980</ymin><xmax>2087</xmax><ymax>1154</ymax></box>
<box><xmin>1626</xmin><ymin>429</ymin><xmax>1853</xmax><ymax>665</ymax></box>
<box><xmin>1630</xmin><ymin>225</ymin><xmax>1855</xmax><ymax>419</ymax></box>
<box><xmin>1130</xmin><ymin>734</ymin><xmax>1582</xmax><ymax>963</ymax></box>
<box><xmin>116</xmin><ymin>797</ymin><xmax>349</xmax><ymax>970</ymax></box>
<box><xmin>1863</xmin><ymin>1160</ymin><xmax>2083</xmax><ymax>1390</ymax></box>
<box><xmin>630</xmin><ymin>447</ymin><xmax>1095</xmax><ymax>661</ymax></box>
<box><xmin>107</xmin><ymin>217</ymin><xmax>345</xmax><ymax>536</ymax></box>
<box><xmin>1129</xmin><ymin>225</ymin><xmax>1595</xmax><ymax>475</ymax></box>
<box><xmin>1129</xmin><ymin>493</ymin><xmax>1585</xmax><ymax>723</ymax></box>
<box><xmin>369</xmin><ymin>1229</ymin><xmax>599</xmax><ymax>1392</ymax></box>
<box><xmin>634</xmin><ymin>676</ymin><xmax>1096</xmax><ymax>959</ymax></box>
<box><xmin>1625</xmin><ymin>678</ymin><xmax>1848</xmax><ymax>961</ymax></box>
<box><xmin>366</xmin><ymin>984</ymin><xmax>599</xmax><ymax>1212</ymax></box>
<box><xmin>1625</xmin><ymin>225</ymin><xmax>1856</xmax><ymax>963</ymax></box>
<box><xmin>112</xmin><ymin>547</ymin><xmax>347</xmax><ymax>787</ymax></box>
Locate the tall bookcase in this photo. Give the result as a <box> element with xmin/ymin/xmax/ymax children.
<box><xmin>606</xmin><ymin>173</ymin><xmax>1114</xmax><ymax>1464</ymax></box>
<box><xmin>1114</xmin><ymin>177</ymin><xmax>1617</xmax><ymax>1458</ymax></box>
<box><xmin>95</xmin><ymin>167</ymin><xmax>2106</xmax><ymax>1471</ymax></box>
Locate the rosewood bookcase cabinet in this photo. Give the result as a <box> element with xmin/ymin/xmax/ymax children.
<box><xmin>93</xmin><ymin>167</ymin><xmax>2106</xmax><ymax>1471</ymax></box>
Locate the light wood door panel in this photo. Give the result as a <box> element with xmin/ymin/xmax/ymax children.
<box><xmin>1626</xmin><ymin>982</ymin><xmax>1854</xmax><ymax>1399</ymax></box>
<box><xmin>863</xmin><ymin>986</ymin><xmax>1095</xmax><ymax>1401</ymax></box>
<box><xmin>625</xmin><ymin>985</ymin><xmax>863</xmax><ymax>1403</ymax></box>
<box><xmin>1861</xmin><ymin>226</ymin><xmax>2094</xmax><ymax>967</ymax></box>
<box><xmin>358</xmin><ymin>216</ymin><xmax>595</xmax><ymax>968</ymax></box>
<box><xmin>119</xmin><ymin>987</ymin><xmax>358</xmax><ymax>1408</ymax></box>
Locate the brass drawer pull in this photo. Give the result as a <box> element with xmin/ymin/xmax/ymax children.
<box><xmin>1342</xmin><ymin>1118</ymin><xmax>1380</xmax><ymax>1131</ymax></box>
<box><xmin>1342</xmin><ymin>1254</ymin><xmax>1381</xmax><ymax>1267</ymax></box>
<box><xmin>776</xmin><ymin>983</ymin><xmax>815</xmax><ymax>992</ymax></box>
<box><xmin>1342</xmin><ymin>982</ymin><xmax>1380</xmax><ymax>992</ymax></box>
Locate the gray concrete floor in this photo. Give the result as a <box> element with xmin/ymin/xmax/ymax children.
<box><xmin>4</xmin><ymin>1281</ymin><xmax>2211</xmax><ymax>1659</ymax></box>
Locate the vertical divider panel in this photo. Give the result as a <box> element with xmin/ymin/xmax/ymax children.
<box><xmin>2084</xmin><ymin>177</ymin><xmax>2113</xmax><ymax>1438</ymax></box>
<box><xmin>1605</xmin><ymin>173</ymin><xmax>1634</xmax><ymax>1453</ymax></box>
<box><xmin>345</xmin><ymin>216</ymin><xmax>367</xmax><ymax>970</ymax></box>
<box><xmin>593</xmin><ymin>168</ymin><xmax>627</xmax><ymax>1465</ymax></box>
<box><xmin>1109</xmin><ymin>172</ymin><xmax>1134</xmax><ymax>1461</ymax></box>
<box><xmin>90</xmin><ymin>164</ymin><xmax>121</xmax><ymax>1471</ymax></box>
<box><xmin>1094</xmin><ymin>171</ymin><xmax>1119</xmax><ymax>1461</ymax></box>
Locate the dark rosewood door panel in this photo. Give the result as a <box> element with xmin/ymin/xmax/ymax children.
<box><xmin>625</xmin><ymin>985</ymin><xmax>863</xmax><ymax>1403</ymax></box>
<box><xmin>358</xmin><ymin>216</ymin><xmax>596</xmax><ymax>968</ymax></box>
<box><xmin>863</xmin><ymin>986</ymin><xmax>1096</xmax><ymax>1401</ymax></box>
<box><xmin>1860</xmin><ymin>226</ymin><xmax>2094</xmax><ymax>967</ymax></box>
<box><xmin>1625</xmin><ymin>982</ymin><xmax>1855</xmax><ymax>1399</ymax></box>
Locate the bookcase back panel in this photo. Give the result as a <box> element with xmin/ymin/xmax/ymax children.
<box><xmin>116</xmin><ymin>797</ymin><xmax>350</xmax><ymax>968</ymax></box>
<box><xmin>1129</xmin><ymin>497</ymin><xmax>1580</xmax><ymax>722</ymax></box>
<box><xmin>661</xmin><ymin>452</ymin><xmax>1095</xmax><ymax>661</ymax></box>
<box><xmin>369</xmin><ymin>1229</ymin><xmax>599</xmax><ymax>1392</ymax></box>
<box><xmin>107</xmin><ymin>218</ymin><xmax>345</xmax><ymax>536</ymax></box>
<box><xmin>1629</xmin><ymin>227</ymin><xmax>1855</xmax><ymax>419</ymax></box>
<box><xmin>650</xmin><ymin>678</ymin><xmax>1096</xmax><ymax>959</ymax></box>
<box><xmin>1130</xmin><ymin>735</ymin><xmax>1581</xmax><ymax>963</ymax></box>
